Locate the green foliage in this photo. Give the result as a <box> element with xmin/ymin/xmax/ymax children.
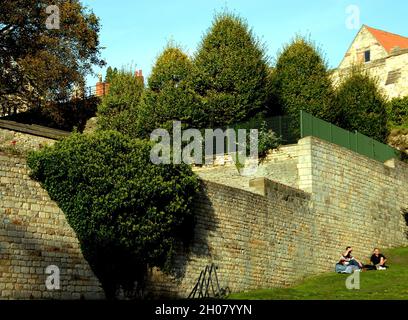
<box><xmin>229</xmin><ymin>247</ymin><xmax>408</xmax><ymax>300</ymax></box>
<box><xmin>0</xmin><ymin>0</ymin><xmax>105</xmax><ymax>103</ymax></box>
<box><xmin>136</xmin><ymin>47</ymin><xmax>205</xmax><ymax>138</ymax></box>
<box><xmin>232</xmin><ymin>114</ymin><xmax>281</xmax><ymax>159</ymax></box>
<box><xmin>27</xmin><ymin>131</ymin><xmax>199</xmax><ymax>299</ymax></box>
<box><xmin>97</xmin><ymin>69</ymin><xmax>144</xmax><ymax>136</ymax></box>
<box><xmin>257</xmin><ymin>121</ymin><xmax>281</xmax><ymax>158</ymax></box>
<box><xmin>387</xmin><ymin>96</ymin><xmax>408</xmax><ymax>129</ymax></box>
<box><xmin>272</xmin><ymin>36</ymin><xmax>334</xmax><ymax>127</ymax></box>
<box><xmin>105</xmin><ymin>66</ymin><xmax>118</xmax><ymax>83</ymax></box>
<box><xmin>194</xmin><ymin>13</ymin><xmax>271</xmax><ymax>127</ymax></box>
<box><xmin>333</xmin><ymin>69</ymin><xmax>388</xmax><ymax>143</ymax></box>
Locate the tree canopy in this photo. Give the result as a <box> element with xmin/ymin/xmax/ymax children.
<box><xmin>272</xmin><ymin>37</ymin><xmax>334</xmax><ymax>124</ymax></box>
<box><xmin>333</xmin><ymin>69</ymin><xmax>388</xmax><ymax>143</ymax></box>
<box><xmin>0</xmin><ymin>0</ymin><xmax>104</xmax><ymax>108</ymax></box>
<box><xmin>136</xmin><ymin>46</ymin><xmax>205</xmax><ymax>138</ymax></box>
<box><xmin>97</xmin><ymin>68</ymin><xmax>145</xmax><ymax>136</ymax></box>
<box><xmin>193</xmin><ymin>13</ymin><xmax>271</xmax><ymax>127</ymax></box>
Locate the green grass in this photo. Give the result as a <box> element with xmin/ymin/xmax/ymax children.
<box><xmin>228</xmin><ymin>247</ymin><xmax>408</xmax><ymax>300</ymax></box>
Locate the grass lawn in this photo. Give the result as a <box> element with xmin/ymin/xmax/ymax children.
<box><xmin>228</xmin><ymin>247</ymin><xmax>408</xmax><ymax>300</ymax></box>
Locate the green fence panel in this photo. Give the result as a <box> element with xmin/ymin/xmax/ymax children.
<box><xmin>372</xmin><ymin>140</ymin><xmax>399</xmax><ymax>162</ymax></box>
<box><xmin>348</xmin><ymin>131</ymin><xmax>358</xmax><ymax>153</ymax></box>
<box><xmin>299</xmin><ymin>110</ymin><xmax>399</xmax><ymax>163</ymax></box>
<box><xmin>300</xmin><ymin>110</ymin><xmax>313</xmax><ymax>137</ymax></box>
<box><xmin>313</xmin><ymin>116</ymin><xmax>332</xmax><ymax>142</ymax></box>
<box><xmin>356</xmin><ymin>132</ymin><xmax>374</xmax><ymax>159</ymax></box>
<box><xmin>331</xmin><ymin>125</ymin><xmax>350</xmax><ymax>150</ymax></box>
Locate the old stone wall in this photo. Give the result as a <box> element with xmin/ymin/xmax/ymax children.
<box><xmin>147</xmin><ymin>178</ymin><xmax>314</xmax><ymax>298</ymax></box>
<box><xmin>0</xmin><ymin>153</ymin><xmax>104</xmax><ymax>299</ymax></box>
<box><xmin>0</xmin><ymin>127</ymin><xmax>56</xmax><ymax>156</ymax></box>
<box><xmin>1</xmin><ymin>127</ymin><xmax>407</xmax><ymax>299</ymax></box>
<box><xmin>307</xmin><ymin>137</ymin><xmax>408</xmax><ymax>267</ymax></box>
<box><xmin>148</xmin><ymin>136</ymin><xmax>408</xmax><ymax>297</ymax></box>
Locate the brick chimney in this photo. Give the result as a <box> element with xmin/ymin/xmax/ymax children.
<box><xmin>95</xmin><ymin>73</ymin><xmax>110</xmax><ymax>97</ymax></box>
<box><xmin>135</xmin><ymin>69</ymin><xmax>144</xmax><ymax>84</ymax></box>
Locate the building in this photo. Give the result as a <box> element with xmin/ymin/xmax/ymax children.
<box><xmin>94</xmin><ymin>69</ymin><xmax>144</xmax><ymax>97</ymax></box>
<box><xmin>332</xmin><ymin>25</ymin><xmax>408</xmax><ymax>100</ymax></box>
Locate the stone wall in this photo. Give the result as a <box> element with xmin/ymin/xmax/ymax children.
<box><xmin>0</xmin><ymin>127</ymin><xmax>56</xmax><ymax>156</ymax></box>
<box><xmin>193</xmin><ymin>144</ymin><xmax>300</xmax><ymax>193</ymax></box>
<box><xmin>0</xmin><ymin>153</ymin><xmax>104</xmax><ymax>299</ymax></box>
<box><xmin>1</xmin><ymin>129</ymin><xmax>408</xmax><ymax>299</ymax></box>
<box><xmin>307</xmin><ymin>137</ymin><xmax>408</xmax><ymax>265</ymax></box>
<box><xmin>147</xmin><ymin>178</ymin><xmax>314</xmax><ymax>298</ymax></box>
<box><xmin>148</xmin><ymin>136</ymin><xmax>408</xmax><ymax>298</ymax></box>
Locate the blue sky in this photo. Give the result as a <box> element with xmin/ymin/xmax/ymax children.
<box><xmin>82</xmin><ymin>0</ymin><xmax>408</xmax><ymax>86</ymax></box>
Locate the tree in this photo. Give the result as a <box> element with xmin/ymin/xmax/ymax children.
<box><xmin>193</xmin><ymin>13</ymin><xmax>271</xmax><ymax>127</ymax></box>
<box><xmin>105</xmin><ymin>66</ymin><xmax>118</xmax><ymax>83</ymax></box>
<box><xmin>136</xmin><ymin>46</ymin><xmax>205</xmax><ymax>138</ymax></box>
<box><xmin>387</xmin><ymin>96</ymin><xmax>408</xmax><ymax>129</ymax></box>
<box><xmin>272</xmin><ymin>37</ymin><xmax>334</xmax><ymax>125</ymax></box>
<box><xmin>333</xmin><ymin>69</ymin><xmax>388</xmax><ymax>143</ymax></box>
<box><xmin>27</xmin><ymin>130</ymin><xmax>200</xmax><ymax>299</ymax></box>
<box><xmin>0</xmin><ymin>0</ymin><xmax>104</xmax><ymax>108</ymax></box>
<box><xmin>97</xmin><ymin>68</ymin><xmax>144</xmax><ymax>136</ymax></box>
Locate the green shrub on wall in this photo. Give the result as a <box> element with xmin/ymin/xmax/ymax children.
<box><xmin>27</xmin><ymin>131</ymin><xmax>199</xmax><ymax>299</ymax></box>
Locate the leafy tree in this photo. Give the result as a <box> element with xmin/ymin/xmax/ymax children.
<box><xmin>193</xmin><ymin>13</ymin><xmax>271</xmax><ymax>127</ymax></box>
<box><xmin>273</xmin><ymin>37</ymin><xmax>334</xmax><ymax>125</ymax></box>
<box><xmin>333</xmin><ymin>69</ymin><xmax>388</xmax><ymax>143</ymax></box>
<box><xmin>387</xmin><ymin>96</ymin><xmax>408</xmax><ymax>129</ymax></box>
<box><xmin>105</xmin><ymin>66</ymin><xmax>118</xmax><ymax>83</ymax></box>
<box><xmin>136</xmin><ymin>46</ymin><xmax>205</xmax><ymax>138</ymax></box>
<box><xmin>27</xmin><ymin>130</ymin><xmax>200</xmax><ymax>299</ymax></box>
<box><xmin>0</xmin><ymin>0</ymin><xmax>104</xmax><ymax>106</ymax></box>
<box><xmin>97</xmin><ymin>68</ymin><xmax>144</xmax><ymax>136</ymax></box>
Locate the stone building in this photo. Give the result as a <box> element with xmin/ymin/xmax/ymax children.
<box><xmin>332</xmin><ymin>25</ymin><xmax>408</xmax><ymax>100</ymax></box>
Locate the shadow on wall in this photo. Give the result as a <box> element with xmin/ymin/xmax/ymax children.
<box><xmin>403</xmin><ymin>208</ymin><xmax>408</xmax><ymax>239</ymax></box>
<box><xmin>146</xmin><ymin>180</ymin><xmax>219</xmax><ymax>299</ymax></box>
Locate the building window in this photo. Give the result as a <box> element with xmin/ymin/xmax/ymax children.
<box><xmin>364</xmin><ymin>50</ymin><xmax>371</xmax><ymax>63</ymax></box>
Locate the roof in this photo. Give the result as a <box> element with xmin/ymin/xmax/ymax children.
<box><xmin>365</xmin><ymin>25</ymin><xmax>408</xmax><ymax>53</ymax></box>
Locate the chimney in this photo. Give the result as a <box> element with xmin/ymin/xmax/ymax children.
<box><xmin>95</xmin><ymin>73</ymin><xmax>110</xmax><ymax>97</ymax></box>
<box><xmin>135</xmin><ymin>69</ymin><xmax>144</xmax><ymax>84</ymax></box>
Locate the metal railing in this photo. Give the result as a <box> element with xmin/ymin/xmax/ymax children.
<box><xmin>188</xmin><ymin>264</ymin><xmax>230</xmax><ymax>299</ymax></box>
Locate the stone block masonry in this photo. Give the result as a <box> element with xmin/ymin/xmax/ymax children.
<box><xmin>0</xmin><ymin>153</ymin><xmax>104</xmax><ymax>299</ymax></box>
<box><xmin>0</xmin><ymin>129</ymin><xmax>407</xmax><ymax>299</ymax></box>
<box><xmin>147</xmin><ymin>136</ymin><xmax>408</xmax><ymax>298</ymax></box>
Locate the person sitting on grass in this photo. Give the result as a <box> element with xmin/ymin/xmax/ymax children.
<box><xmin>335</xmin><ymin>246</ymin><xmax>362</xmax><ymax>273</ymax></box>
<box><xmin>370</xmin><ymin>248</ymin><xmax>388</xmax><ymax>270</ymax></box>
<box><xmin>342</xmin><ymin>246</ymin><xmax>363</xmax><ymax>268</ymax></box>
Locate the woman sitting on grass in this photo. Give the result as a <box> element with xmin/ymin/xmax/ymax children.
<box><xmin>335</xmin><ymin>246</ymin><xmax>363</xmax><ymax>273</ymax></box>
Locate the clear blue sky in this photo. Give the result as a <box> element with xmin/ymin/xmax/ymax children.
<box><xmin>82</xmin><ymin>0</ymin><xmax>408</xmax><ymax>86</ymax></box>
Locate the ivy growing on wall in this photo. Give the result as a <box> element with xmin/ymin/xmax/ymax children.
<box><xmin>27</xmin><ymin>130</ymin><xmax>200</xmax><ymax>299</ymax></box>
